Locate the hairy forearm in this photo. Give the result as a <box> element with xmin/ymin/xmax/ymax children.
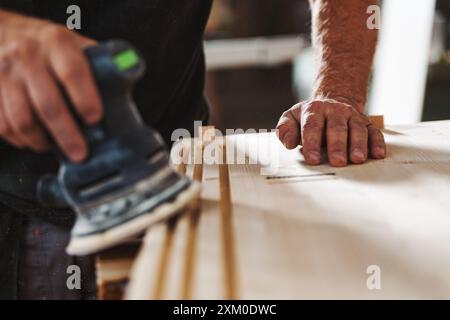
<box><xmin>310</xmin><ymin>0</ymin><xmax>379</xmax><ymax>113</ymax></box>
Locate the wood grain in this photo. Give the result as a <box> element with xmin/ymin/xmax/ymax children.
<box><xmin>218</xmin><ymin>140</ymin><xmax>239</xmax><ymax>299</ymax></box>
<box><xmin>126</xmin><ymin>127</ymin><xmax>213</xmax><ymax>299</ymax></box>
<box><xmin>126</xmin><ymin>120</ymin><xmax>450</xmax><ymax>299</ymax></box>
<box><xmin>180</xmin><ymin>133</ymin><xmax>206</xmax><ymax>299</ymax></box>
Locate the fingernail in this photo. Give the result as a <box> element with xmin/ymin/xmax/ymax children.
<box><xmin>85</xmin><ymin>110</ymin><xmax>102</xmax><ymax>124</ymax></box>
<box><xmin>69</xmin><ymin>145</ymin><xmax>87</xmax><ymax>162</ymax></box>
<box><xmin>352</xmin><ymin>148</ymin><xmax>365</xmax><ymax>160</ymax></box>
<box><xmin>332</xmin><ymin>152</ymin><xmax>346</xmax><ymax>165</ymax></box>
<box><xmin>307</xmin><ymin>151</ymin><xmax>321</xmax><ymax>164</ymax></box>
<box><xmin>283</xmin><ymin>133</ymin><xmax>292</xmax><ymax>148</ymax></box>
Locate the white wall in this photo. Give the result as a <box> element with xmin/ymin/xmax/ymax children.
<box><xmin>369</xmin><ymin>0</ymin><xmax>436</xmax><ymax>124</ymax></box>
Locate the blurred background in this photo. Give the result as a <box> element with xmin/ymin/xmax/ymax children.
<box><xmin>203</xmin><ymin>0</ymin><xmax>450</xmax><ymax>131</ymax></box>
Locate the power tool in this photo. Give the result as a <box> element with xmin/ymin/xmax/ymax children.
<box><xmin>37</xmin><ymin>40</ymin><xmax>200</xmax><ymax>256</ymax></box>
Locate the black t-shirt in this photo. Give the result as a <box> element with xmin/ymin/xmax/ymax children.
<box><xmin>0</xmin><ymin>0</ymin><xmax>212</xmax><ymax>202</ymax></box>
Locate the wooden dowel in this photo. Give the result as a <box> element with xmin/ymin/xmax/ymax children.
<box><xmin>219</xmin><ymin>140</ymin><xmax>239</xmax><ymax>299</ymax></box>
<box><xmin>152</xmin><ymin>219</ymin><xmax>177</xmax><ymax>299</ymax></box>
<box><xmin>180</xmin><ymin>128</ymin><xmax>213</xmax><ymax>299</ymax></box>
<box><xmin>151</xmin><ymin>146</ymin><xmax>191</xmax><ymax>299</ymax></box>
<box><xmin>180</xmin><ymin>205</ymin><xmax>201</xmax><ymax>299</ymax></box>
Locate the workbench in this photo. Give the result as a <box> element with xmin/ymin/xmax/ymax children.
<box><xmin>97</xmin><ymin>120</ymin><xmax>450</xmax><ymax>300</ymax></box>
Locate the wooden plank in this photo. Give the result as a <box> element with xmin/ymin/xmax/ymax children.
<box><xmin>227</xmin><ymin>121</ymin><xmax>450</xmax><ymax>299</ymax></box>
<box><xmin>152</xmin><ymin>218</ymin><xmax>178</xmax><ymax>299</ymax></box>
<box><xmin>218</xmin><ymin>139</ymin><xmax>239</xmax><ymax>299</ymax></box>
<box><xmin>179</xmin><ymin>134</ymin><xmax>206</xmax><ymax>299</ymax></box>
<box><xmin>124</xmin><ymin>224</ymin><xmax>169</xmax><ymax>299</ymax></box>
<box><xmin>126</xmin><ymin>120</ymin><xmax>450</xmax><ymax>299</ymax></box>
<box><xmin>125</xmin><ymin>150</ymin><xmax>189</xmax><ymax>300</ymax></box>
<box><xmin>126</xmin><ymin>127</ymin><xmax>214</xmax><ymax>300</ymax></box>
<box><xmin>96</xmin><ymin>240</ymin><xmax>141</xmax><ymax>300</ymax></box>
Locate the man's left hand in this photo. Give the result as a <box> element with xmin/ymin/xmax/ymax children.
<box><xmin>276</xmin><ymin>99</ymin><xmax>386</xmax><ymax>167</ymax></box>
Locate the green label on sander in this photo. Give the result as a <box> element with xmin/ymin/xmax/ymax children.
<box><xmin>114</xmin><ymin>49</ymin><xmax>140</xmax><ymax>71</ymax></box>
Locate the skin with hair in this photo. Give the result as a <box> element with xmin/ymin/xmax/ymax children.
<box><xmin>0</xmin><ymin>2</ymin><xmax>385</xmax><ymax>167</ymax></box>
<box><xmin>277</xmin><ymin>0</ymin><xmax>386</xmax><ymax>167</ymax></box>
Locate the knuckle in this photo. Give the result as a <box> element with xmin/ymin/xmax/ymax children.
<box><xmin>329</xmin><ymin>123</ymin><xmax>348</xmax><ymax>133</ymax></box>
<box><xmin>369</xmin><ymin>125</ymin><xmax>384</xmax><ymax>138</ymax></box>
<box><xmin>37</xmin><ymin>101</ymin><xmax>62</xmax><ymax>122</ymax></box>
<box><xmin>15</xmin><ymin>116</ymin><xmax>36</xmax><ymax>134</ymax></box>
<box><xmin>0</xmin><ymin>40</ymin><xmax>37</xmax><ymax>76</ymax></box>
<box><xmin>328</xmin><ymin>102</ymin><xmax>353</xmax><ymax>114</ymax></box>
<box><xmin>9</xmin><ymin>40</ymin><xmax>36</xmax><ymax>59</ymax></box>
<box><xmin>277</xmin><ymin>112</ymin><xmax>292</xmax><ymax>128</ymax></box>
<box><xmin>307</xmin><ymin>101</ymin><xmax>324</xmax><ymax>113</ymax></box>
<box><xmin>0</xmin><ymin>123</ymin><xmax>11</xmax><ymax>137</ymax></box>
<box><xmin>281</xmin><ymin>110</ymin><xmax>291</xmax><ymax>118</ymax></box>
<box><xmin>303</xmin><ymin>116</ymin><xmax>324</xmax><ymax>131</ymax></box>
<box><xmin>59</xmin><ymin>64</ymin><xmax>83</xmax><ymax>83</ymax></box>
<box><xmin>303</xmin><ymin>121</ymin><xmax>318</xmax><ymax>132</ymax></box>
<box><xmin>292</xmin><ymin>102</ymin><xmax>302</xmax><ymax>109</ymax></box>
<box><xmin>372</xmin><ymin>137</ymin><xmax>385</xmax><ymax>147</ymax></box>
<box><xmin>350</xmin><ymin>120</ymin><xmax>367</xmax><ymax>130</ymax></box>
<box><xmin>0</xmin><ymin>52</ymin><xmax>13</xmax><ymax>76</ymax></box>
<box><xmin>351</xmin><ymin>125</ymin><xmax>366</xmax><ymax>134</ymax></box>
<box><xmin>42</xmin><ymin>26</ymin><xmax>72</xmax><ymax>43</ymax></box>
<box><xmin>289</xmin><ymin>103</ymin><xmax>302</xmax><ymax>114</ymax></box>
<box><xmin>329</xmin><ymin>141</ymin><xmax>346</xmax><ymax>152</ymax></box>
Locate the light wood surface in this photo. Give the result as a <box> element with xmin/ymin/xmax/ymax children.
<box><xmin>96</xmin><ymin>241</ymin><xmax>141</xmax><ymax>300</ymax></box>
<box><xmin>125</xmin><ymin>120</ymin><xmax>450</xmax><ymax>299</ymax></box>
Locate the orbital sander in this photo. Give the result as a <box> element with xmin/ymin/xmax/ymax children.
<box><xmin>37</xmin><ymin>40</ymin><xmax>199</xmax><ymax>256</ymax></box>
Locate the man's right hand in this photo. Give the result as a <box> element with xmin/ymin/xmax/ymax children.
<box><xmin>0</xmin><ymin>12</ymin><xmax>102</xmax><ymax>162</ymax></box>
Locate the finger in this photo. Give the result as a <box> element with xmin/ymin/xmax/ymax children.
<box><xmin>0</xmin><ymin>97</ymin><xmax>25</xmax><ymax>148</ymax></box>
<box><xmin>348</xmin><ymin>117</ymin><xmax>368</xmax><ymax>164</ymax></box>
<box><xmin>301</xmin><ymin>112</ymin><xmax>325</xmax><ymax>165</ymax></box>
<box><xmin>276</xmin><ymin>105</ymin><xmax>301</xmax><ymax>149</ymax></box>
<box><xmin>75</xmin><ymin>35</ymin><xmax>97</xmax><ymax>49</ymax></box>
<box><xmin>368</xmin><ymin>125</ymin><xmax>386</xmax><ymax>159</ymax></box>
<box><xmin>2</xmin><ymin>80</ymin><xmax>50</xmax><ymax>152</ymax></box>
<box><xmin>24</xmin><ymin>66</ymin><xmax>87</xmax><ymax>162</ymax></box>
<box><xmin>0</xmin><ymin>50</ymin><xmax>25</xmax><ymax>148</ymax></box>
<box><xmin>47</xmin><ymin>30</ymin><xmax>102</xmax><ymax>124</ymax></box>
<box><xmin>73</xmin><ymin>33</ymin><xmax>97</xmax><ymax>48</ymax></box>
<box><xmin>326</xmin><ymin>114</ymin><xmax>349</xmax><ymax>167</ymax></box>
